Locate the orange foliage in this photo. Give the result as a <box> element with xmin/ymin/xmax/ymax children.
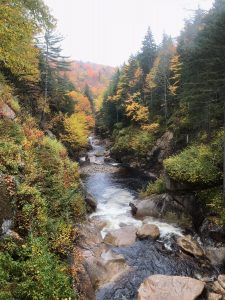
<box><xmin>67</xmin><ymin>90</ymin><xmax>95</xmax><ymax>128</ymax></box>
<box><xmin>62</xmin><ymin>61</ymin><xmax>115</xmax><ymax>98</ymax></box>
<box><xmin>67</xmin><ymin>91</ymin><xmax>92</xmax><ymax>115</ymax></box>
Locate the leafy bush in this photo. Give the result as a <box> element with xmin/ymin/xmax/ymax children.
<box><xmin>48</xmin><ymin>219</ymin><xmax>77</xmax><ymax>256</ymax></box>
<box><xmin>141</xmin><ymin>177</ymin><xmax>166</xmax><ymax>197</ymax></box>
<box><xmin>196</xmin><ymin>187</ymin><xmax>225</xmax><ymax>225</ymax></box>
<box><xmin>16</xmin><ymin>184</ymin><xmax>48</xmax><ymax>236</ymax></box>
<box><xmin>111</xmin><ymin>126</ymin><xmax>155</xmax><ymax>161</ymax></box>
<box><xmin>0</xmin><ymin>141</ymin><xmax>22</xmax><ymax>174</ymax></box>
<box><xmin>164</xmin><ymin>144</ymin><xmax>222</xmax><ymax>184</ymax></box>
<box><xmin>0</xmin><ymin>237</ymin><xmax>77</xmax><ymax>299</ymax></box>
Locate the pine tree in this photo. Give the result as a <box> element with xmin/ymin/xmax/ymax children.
<box><xmin>138</xmin><ymin>27</ymin><xmax>157</xmax><ymax>75</ymax></box>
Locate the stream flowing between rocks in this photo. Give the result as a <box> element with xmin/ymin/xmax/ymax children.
<box><xmin>80</xmin><ymin>137</ymin><xmax>218</xmax><ymax>300</ymax></box>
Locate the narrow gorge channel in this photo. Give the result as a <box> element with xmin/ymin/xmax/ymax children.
<box><xmin>78</xmin><ymin>137</ymin><xmax>219</xmax><ymax>300</ymax></box>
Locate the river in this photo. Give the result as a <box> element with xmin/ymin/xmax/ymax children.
<box><xmin>80</xmin><ymin>136</ymin><xmax>217</xmax><ymax>300</ymax></box>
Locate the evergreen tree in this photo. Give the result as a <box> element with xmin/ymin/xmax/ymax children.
<box><xmin>138</xmin><ymin>27</ymin><xmax>157</xmax><ymax>75</ymax></box>
<box><xmin>84</xmin><ymin>84</ymin><xmax>95</xmax><ymax>114</ymax></box>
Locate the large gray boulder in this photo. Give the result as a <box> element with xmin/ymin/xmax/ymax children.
<box><xmin>130</xmin><ymin>194</ymin><xmax>192</xmax><ymax>228</ymax></box>
<box><xmin>138</xmin><ymin>275</ymin><xmax>205</xmax><ymax>300</ymax></box>
<box><xmin>147</xmin><ymin>131</ymin><xmax>174</xmax><ymax>164</ymax></box>
<box><xmin>137</xmin><ymin>224</ymin><xmax>160</xmax><ymax>240</ymax></box>
<box><xmin>104</xmin><ymin>226</ymin><xmax>137</xmax><ymax>247</ymax></box>
<box><xmin>130</xmin><ymin>195</ymin><xmax>165</xmax><ymax>218</ymax></box>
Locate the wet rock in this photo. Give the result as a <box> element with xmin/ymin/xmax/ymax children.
<box><xmin>71</xmin><ymin>247</ymin><xmax>96</xmax><ymax>300</ymax></box>
<box><xmin>80</xmin><ymin>163</ymin><xmax>118</xmax><ymax>175</ymax></box>
<box><xmin>200</xmin><ymin>219</ymin><xmax>225</xmax><ymax>243</ymax></box>
<box><xmin>211</xmin><ymin>281</ymin><xmax>225</xmax><ymax>295</ymax></box>
<box><xmin>89</xmin><ymin>217</ymin><xmax>108</xmax><ymax>231</ymax></box>
<box><xmin>78</xmin><ymin>222</ymin><xmax>103</xmax><ymax>251</ymax></box>
<box><xmin>177</xmin><ymin>236</ymin><xmax>204</xmax><ymax>257</ymax></box>
<box><xmin>104</xmin><ymin>226</ymin><xmax>137</xmax><ymax>247</ymax></box>
<box><xmin>84</xmin><ymin>256</ymin><xmax>107</xmax><ymax>288</ymax></box>
<box><xmin>205</xmin><ymin>247</ymin><xmax>225</xmax><ymax>265</ymax></box>
<box><xmin>138</xmin><ymin>275</ymin><xmax>205</xmax><ymax>300</ymax></box>
<box><xmin>130</xmin><ymin>195</ymin><xmax>162</xmax><ymax>218</ymax></box>
<box><xmin>137</xmin><ymin>224</ymin><xmax>160</xmax><ymax>240</ymax></box>
<box><xmin>84</xmin><ymin>250</ymin><xmax>130</xmax><ymax>288</ymax></box>
<box><xmin>85</xmin><ymin>193</ymin><xmax>97</xmax><ymax>211</ymax></box>
<box><xmin>96</xmin><ymin>239</ymin><xmax>215</xmax><ymax>300</ymax></box>
<box><xmin>218</xmin><ymin>275</ymin><xmax>225</xmax><ymax>290</ymax></box>
<box><xmin>207</xmin><ymin>292</ymin><xmax>223</xmax><ymax>300</ymax></box>
<box><xmin>130</xmin><ymin>194</ymin><xmax>192</xmax><ymax>228</ymax></box>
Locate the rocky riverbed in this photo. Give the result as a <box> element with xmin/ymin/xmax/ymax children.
<box><xmin>75</xmin><ymin>137</ymin><xmax>225</xmax><ymax>300</ymax></box>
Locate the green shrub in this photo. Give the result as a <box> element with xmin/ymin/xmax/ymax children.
<box><xmin>0</xmin><ymin>237</ymin><xmax>77</xmax><ymax>299</ymax></box>
<box><xmin>141</xmin><ymin>177</ymin><xmax>166</xmax><ymax>197</ymax></box>
<box><xmin>0</xmin><ymin>119</ymin><xmax>24</xmax><ymax>143</ymax></box>
<box><xmin>0</xmin><ymin>141</ymin><xmax>22</xmax><ymax>174</ymax></box>
<box><xmin>48</xmin><ymin>219</ymin><xmax>77</xmax><ymax>256</ymax></box>
<box><xmin>196</xmin><ymin>187</ymin><xmax>225</xmax><ymax>225</ymax></box>
<box><xmin>16</xmin><ymin>184</ymin><xmax>48</xmax><ymax>236</ymax></box>
<box><xmin>164</xmin><ymin>144</ymin><xmax>222</xmax><ymax>184</ymax></box>
<box><xmin>111</xmin><ymin>126</ymin><xmax>155</xmax><ymax>161</ymax></box>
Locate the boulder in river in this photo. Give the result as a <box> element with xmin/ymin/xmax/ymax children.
<box><xmin>206</xmin><ymin>247</ymin><xmax>225</xmax><ymax>265</ymax></box>
<box><xmin>103</xmin><ymin>225</ymin><xmax>137</xmax><ymax>247</ymax></box>
<box><xmin>211</xmin><ymin>281</ymin><xmax>225</xmax><ymax>295</ymax></box>
<box><xmin>130</xmin><ymin>195</ymin><xmax>162</xmax><ymax>218</ymax></box>
<box><xmin>130</xmin><ymin>193</ymin><xmax>192</xmax><ymax>228</ymax></box>
<box><xmin>207</xmin><ymin>293</ymin><xmax>223</xmax><ymax>300</ymax></box>
<box><xmin>138</xmin><ymin>275</ymin><xmax>205</xmax><ymax>300</ymax></box>
<box><xmin>84</xmin><ymin>250</ymin><xmax>130</xmax><ymax>288</ymax></box>
<box><xmin>137</xmin><ymin>224</ymin><xmax>160</xmax><ymax>240</ymax></box>
<box><xmin>85</xmin><ymin>193</ymin><xmax>97</xmax><ymax>211</ymax></box>
<box><xmin>176</xmin><ymin>236</ymin><xmax>205</xmax><ymax>257</ymax></box>
<box><xmin>218</xmin><ymin>275</ymin><xmax>225</xmax><ymax>290</ymax></box>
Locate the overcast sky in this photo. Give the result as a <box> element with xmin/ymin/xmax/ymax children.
<box><xmin>44</xmin><ymin>0</ymin><xmax>214</xmax><ymax>67</ymax></box>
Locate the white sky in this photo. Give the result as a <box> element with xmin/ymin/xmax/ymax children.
<box><xmin>44</xmin><ymin>0</ymin><xmax>214</xmax><ymax>67</ymax></box>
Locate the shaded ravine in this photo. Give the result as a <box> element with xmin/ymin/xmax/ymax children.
<box><xmin>81</xmin><ymin>137</ymin><xmax>217</xmax><ymax>300</ymax></box>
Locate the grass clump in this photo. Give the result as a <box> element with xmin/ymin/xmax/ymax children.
<box><xmin>141</xmin><ymin>177</ymin><xmax>166</xmax><ymax>197</ymax></box>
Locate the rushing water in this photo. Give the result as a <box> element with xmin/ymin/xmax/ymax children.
<box><xmin>85</xmin><ymin>136</ymin><xmax>183</xmax><ymax>239</ymax></box>
<box><xmin>82</xmin><ymin>137</ymin><xmax>216</xmax><ymax>300</ymax></box>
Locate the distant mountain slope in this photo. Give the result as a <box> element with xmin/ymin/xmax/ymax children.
<box><xmin>65</xmin><ymin>61</ymin><xmax>115</xmax><ymax>97</ymax></box>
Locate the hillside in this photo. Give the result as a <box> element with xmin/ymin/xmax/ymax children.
<box><xmin>65</xmin><ymin>61</ymin><xmax>115</xmax><ymax>97</ymax></box>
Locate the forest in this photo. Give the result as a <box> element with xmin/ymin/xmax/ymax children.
<box><xmin>99</xmin><ymin>0</ymin><xmax>225</xmax><ymax>223</ymax></box>
<box><xmin>1</xmin><ymin>0</ymin><xmax>225</xmax><ymax>299</ymax></box>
